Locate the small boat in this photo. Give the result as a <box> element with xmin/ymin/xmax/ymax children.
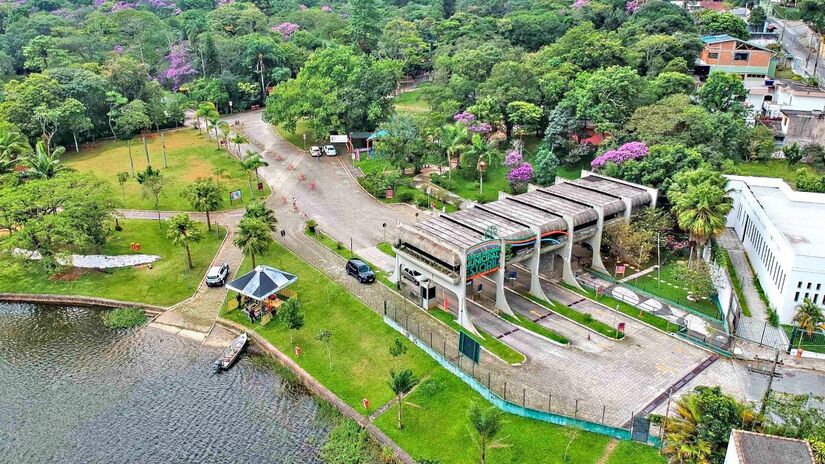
<box><xmin>213</xmin><ymin>333</ymin><xmax>248</xmax><ymax>373</ymax></box>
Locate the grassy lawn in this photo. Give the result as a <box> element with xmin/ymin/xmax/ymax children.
<box><xmin>729</xmin><ymin>160</ymin><xmax>824</xmax><ymax>187</ymax></box>
<box><xmin>450</xmin><ymin>163</ymin><xmax>512</xmax><ymax>203</ymax></box>
<box><xmin>558</xmin><ymin>158</ymin><xmax>593</xmax><ymax>180</ymax></box>
<box><xmin>377</xmin><ymin>242</ymin><xmax>396</xmax><ymax>257</ymax></box>
<box><xmin>631</xmin><ymin>262</ymin><xmax>721</xmax><ymax>320</ymax></box>
<box><xmin>430</xmin><ymin>308</ymin><xmax>526</xmax><ymax>364</ymax></box>
<box><xmin>500</xmin><ymin>313</ymin><xmax>570</xmax><ymax>345</ymax></box>
<box><xmin>274</xmin><ymin>119</ymin><xmax>318</xmax><ymax>148</ymax></box>
<box><xmin>607</xmin><ymin>441</ymin><xmax>666</xmax><ymax>464</ymax></box>
<box><xmin>566</xmin><ymin>284</ymin><xmax>681</xmax><ymax>333</ymax></box>
<box><xmin>223</xmin><ymin>241</ymin><xmax>664</xmax><ymax>464</ymax></box>
<box><xmin>65</xmin><ymin>129</ymin><xmax>270</xmax><ymax>211</ymax></box>
<box><xmin>305</xmin><ymin>229</ymin><xmax>394</xmax><ymax>287</ymax></box>
<box><xmin>522</xmin><ymin>294</ymin><xmax>623</xmax><ymax>339</ymax></box>
<box><xmin>713</xmin><ymin>245</ymin><xmax>751</xmax><ymax>317</ymax></box>
<box><xmin>782</xmin><ymin>325</ymin><xmax>825</xmax><ymax>354</ymax></box>
<box><xmin>0</xmin><ymin>219</ymin><xmax>224</xmax><ymax>306</ymax></box>
<box><xmin>394</xmin><ymin>89</ymin><xmax>430</xmax><ymax>114</ymax></box>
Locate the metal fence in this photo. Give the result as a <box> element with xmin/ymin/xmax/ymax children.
<box><xmin>787</xmin><ymin>326</ymin><xmax>825</xmax><ymax>354</ymax></box>
<box><xmin>383</xmin><ymin>300</ymin><xmax>663</xmax><ymax>443</ymax></box>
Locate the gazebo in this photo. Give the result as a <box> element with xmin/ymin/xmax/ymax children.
<box><xmin>226</xmin><ymin>265</ymin><xmax>298</xmax><ymax>323</ymax></box>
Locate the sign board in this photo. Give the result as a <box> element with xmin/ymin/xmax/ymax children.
<box><xmin>466</xmin><ymin>243</ymin><xmax>500</xmax><ymax>281</ymax></box>
<box><xmin>330</xmin><ymin>134</ymin><xmax>348</xmax><ymax>143</ymax></box>
<box><xmin>458</xmin><ymin>332</ymin><xmax>480</xmax><ymax>364</ymax></box>
<box><xmin>229</xmin><ymin>190</ymin><xmax>242</xmax><ymax>201</ymax></box>
<box><xmin>631</xmin><ymin>415</ymin><xmax>650</xmax><ymax>443</ymax></box>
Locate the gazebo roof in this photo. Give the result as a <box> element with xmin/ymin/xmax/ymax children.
<box><xmin>226</xmin><ymin>265</ymin><xmax>298</xmax><ymax>301</ymax></box>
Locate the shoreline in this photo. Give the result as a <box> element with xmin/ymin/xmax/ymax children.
<box><xmin>0</xmin><ymin>293</ymin><xmax>166</xmax><ymax>317</ymax></box>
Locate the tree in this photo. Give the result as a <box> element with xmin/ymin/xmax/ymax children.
<box><xmin>316</xmin><ymin>329</ymin><xmax>333</xmax><ymax>368</ymax></box>
<box><xmin>166</xmin><ymin>213</ymin><xmax>203</xmax><ymax>270</ymax></box>
<box><xmin>675</xmin><ymin>260</ymin><xmax>716</xmax><ymax>300</ymax></box>
<box><xmin>195</xmin><ymin>101</ymin><xmax>219</xmax><ymax>134</ymax></box>
<box><xmin>207</xmin><ymin>1</ymin><xmax>266</xmax><ymax>36</ymax></box>
<box><xmin>24</xmin><ymin>141</ymin><xmax>66</xmax><ymax>179</ymax></box>
<box><xmin>468</xmin><ymin>402</ymin><xmax>504</xmax><ymax>464</ymax></box>
<box><xmin>627</xmin><ymin>95</ymin><xmax>714</xmax><ymax>147</ymax></box>
<box><xmin>389</xmin><ymin>338</ymin><xmax>407</xmax><ymax>357</ymax></box>
<box><xmin>461</xmin><ymin>133</ymin><xmax>500</xmax><ymax>183</ymax></box>
<box><xmin>569</xmin><ymin>66</ymin><xmax>645</xmax><ymax>132</ymax></box>
<box><xmin>388</xmin><ymin>369</ymin><xmax>419</xmax><ymax>430</ymax></box>
<box><xmin>347</xmin><ymin>0</ymin><xmax>382</xmax><ymax>53</ymax></box>
<box><xmin>0</xmin><ymin>128</ymin><xmax>29</xmax><ymax>173</ymax></box>
<box><xmin>793</xmin><ymin>298</ymin><xmax>825</xmax><ymax>337</ymax></box>
<box><xmin>664</xmin><ymin>386</ymin><xmax>755</xmax><ymax>463</ymax></box>
<box><xmin>279</xmin><ymin>298</ymin><xmax>304</xmax><ymax>344</ymax></box>
<box><xmin>378</xmin><ymin>19</ymin><xmax>429</xmax><ymax>75</ymax></box>
<box><xmin>184</xmin><ymin>177</ymin><xmax>224</xmax><ymax>231</ymax></box>
<box><xmin>438</xmin><ymin>123</ymin><xmax>469</xmax><ymax>178</ymax></box>
<box><xmin>650</xmin><ymin>72</ymin><xmax>697</xmax><ymax>99</ymax></box>
<box><xmin>749</xmin><ymin>125</ymin><xmax>777</xmax><ymax>160</ymax></box>
<box><xmin>244</xmin><ymin>201</ymin><xmax>277</xmax><ymax>232</ymax></box>
<box><xmin>113</xmin><ymin>100</ymin><xmax>151</xmax><ymax>139</ymax></box>
<box><xmin>697</xmin><ymin>10</ymin><xmax>750</xmax><ymax>40</ymax></box>
<box><xmin>668</xmin><ymin>168</ymin><xmax>732</xmax><ymax>259</ymax></box>
<box><xmin>241</xmin><ymin>152</ymin><xmax>268</xmax><ymax>198</ymax></box>
<box><xmin>22</xmin><ymin>35</ymin><xmax>71</xmax><ymax>71</ymax></box>
<box><xmin>749</xmin><ymin>6</ymin><xmax>767</xmax><ymax>29</ymax></box>
<box><xmin>799</xmin><ymin>0</ymin><xmax>825</xmax><ymax>33</ymax></box>
<box><xmin>136</xmin><ymin>166</ymin><xmax>166</xmax><ymax>223</ymax></box>
<box><xmin>698</xmin><ymin>71</ymin><xmax>747</xmax><ymax>113</ymax></box>
<box><xmin>478</xmin><ymin>61</ymin><xmax>540</xmax><ymax>138</ymax></box>
<box><xmin>603</xmin><ymin>144</ymin><xmax>705</xmax><ymax>194</ymax></box>
<box><xmin>506</xmin><ymin>101</ymin><xmax>543</xmax><ymax>136</ymax></box>
<box><xmin>604</xmin><ymin>222</ymin><xmax>655</xmax><ymax>269</ymax></box>
<box><xmin>533</xmin><ymin>145</ymin><xmax>559</xmax><ymax>186</ymax></box>
<box><xmin>116</xmin><ymin>171</ymin><xmax>130</xmax><ymax>203</ymax></box>
<box><xmin>33</xmin><ymin>98</ymin><xmax>88</xmax><ymax>153</ymax></box>
<box><xmin>233</xmin><ymin>217</ymin><xmax>273</xmax><ymax>268</ymax></box>
<box><xmin>374</xmin><ymin>114</ymin><xmax>437</xmax><ymax>174</ymax></box>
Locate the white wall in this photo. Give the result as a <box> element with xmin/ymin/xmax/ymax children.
<box><xmin>763</xmin><ymin>86</ymin><xmax>825</xmax><ymax>118</ymax></box>
<box><xmin>724</xmin><ymin>434</ymin><xmax>741</xmax><ymax>464</ymax></box>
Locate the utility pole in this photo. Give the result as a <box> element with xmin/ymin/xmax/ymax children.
<box><xmin>657</xmin><ymin>232</ymin><xmax>662</xmax><ymax>289</ymax></box>
<box><xmin>758</xmin><ymin>350</ymin><xmax>781</xmax><ymax>416</ymax></box>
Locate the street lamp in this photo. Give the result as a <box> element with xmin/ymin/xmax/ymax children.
<box><xmin>229</xmin><ymin>100</ymin><xmax>233</xmax><ymax>114</ymax></box>
<box><xmin>477</xmin><ymin>159</ymin><xmax>488</xmax><ymax>195</ymax></box>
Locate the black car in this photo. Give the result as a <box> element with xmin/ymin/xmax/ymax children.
<box><xmin>346</xmin><ymin>259</ymin><xmax>375</xmax><ymax>283</ymax></box>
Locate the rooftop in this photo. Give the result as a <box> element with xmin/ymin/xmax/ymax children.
<box><xmin>733</xmin><ymin>177</ymin><xmax>825</xmax><ymax>257</ymax></box>
<box><xmin>700</xmin><ymin>34</ymin><xmax>773</xmax><ymax>52</ymax></box>
<box><xmin>730</xmin><ymin>430</ymin><xmax>814</xmax><ymax>464</ymax></box>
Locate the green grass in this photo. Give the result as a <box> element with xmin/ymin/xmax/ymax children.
<box><xmin>430</xmin><ymin>308</ymin><xmax>526</xmax><ymax>364</ymax></box>
<box><xmin>0</xmin><ymin>219</ymin><xmax>224</xmax><ymax>306</ymax></box>
<box><xmin>714</xmin><ymin>245</ymin><xmax>752</xmax><ymax>317</ymax></box>
<box><xmin>500</xmin><ymin>313</ymin><xmax>569</xmax><ymax>345</ymax></box>
<box><xmin>274</xmin><ymin>119</ymin><xmax>317</xmax><ymax>149</ymax></box>
<box><xmin>607</xmin><ymin>441</ymin><xmax>666</xmax><ymax>464</ymax></box>
<box><xmin>377</xmin><ymin>242</ymin><xmax>396</xmax><ymax>257</ymax></box>
<box><xmin>101</xmin><ymin>307</ymin><xmax>147</xmax><ymax>329</ymax></box>
<box><xmin>394</xmin><ymin>89</ymin><xmax>430</xmax><ymax>114</ymax></box>
<box><xmin>223</xmin><ymin>241</ymin><xmax>664</xmax><ymax>464</ymax></box>
<box><xmin>631</xmin><ymin>262</ymin><xmax>721</xmax><ymax>320</ymax></box>
<box><xmin>305</xmin><ymin>229</ymin><xmax>394</xmax><ymax>288</ymax></box>
<box><xmin>355</xmin><ymin>156</ymin><xmax>396</xmax><ymax>175</ymax></box>
<box><xmin>557</xmin><ymin>158</ymin><xmax>593</xmax><ymax>180</ymax></box>
<box><xmin>64</xmin><ymin>129</ymin><xmax>270</xmax><ymax>211</ymax></box>
<box><xmin>782</xmin><ymin>325</ymin><xmax>825</xmax><ymax>354</ymax></box>
<box><xmin>450</xmin><ymin>164</ymin><xmax>512</xmax><ymax>203</ymax></box>
<box><xmin>566</xmin><ymin>284</ymin><xmax>681</xmax><ymax>333</ymax></box>
<box><xmin>522</xmin><ymin>294</ymin><xmax>623</xmax><ymax>339</ymax></box>
<box><xmin>729</xmin><ymin>160</ymin><xmax>824</xmax><ymax>188</ymax></box>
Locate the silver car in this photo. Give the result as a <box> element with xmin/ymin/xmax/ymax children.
<box><xmin>323</xmin><ymin>145</ymin><xmax>337</xmax><ymax>156</ymax></box>
<box><xmin>401</xmin><ymin>265</ymin><xmax>429</xmax><ymax>286</ymax></box>
<box><xmin>310</xmin><ymin>146</ymin><xmax>322</xmax><ymax>157</ymax></box>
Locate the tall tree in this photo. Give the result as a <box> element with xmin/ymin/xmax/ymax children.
<box><xmin>184</xmin><ymin>177</ymin><xmax>224</xmax><ymax>231</ymax></box>
<box><xmin>166</xmin><ymin>213</ymin><xmax>203</xmax><ymax>270</ymax></box>
<box><xmin>388</xmin><ymin>369</ymin><xmax>419</xmax><ymax>430</ymax></box>
<box><xmin>668</xmin><ymin>168</ymin><xmax>732</xmax><ymax>259</ymax></box>
<box><xmin>279</xmin><ymin>298</ymin><xmax>304</xmax><ymax>344</ymax></box>
<box><xmin>136</xmin><ymin>165</ymin><xmax>166</xmax><ymax>224</ymax></box>
<box><xmin>438</xmin><ymin>123</ymin><xmax>469</xmax><ymax>178</ymax></box>
<box><xmin>793</xmin><ymin>298</ymin><xmax>825</xmax><ymax>338</ymax></box>
<box><xmin>233</xmin><ymin>217</ymin><xmax>272</xmax><ymax>268</ymax></box>
<box><xmin>468</xmin><ymin>402</ymin><xmax>504</xmax><ymax>464</ymax></box>
<box><xmin>698</xmin><ymin>72</ymin><xmax>747</xmax><ymax>114</ymax></box>
<box><xmin>23</xmin><ymin>141</ymin><xmax>66</xmax><ymax>179</ymax></box>
<box><xmin>244</xmin><ymin>201</ymin><xmax>277</xmax><ymax>232</ymax></box>
<box><xmin>347</xmin><ymin>0</ymin><xmax>382</xmax><ymax>53</ymax></box>
<box><xmin>0</xmin><ymin>128</ymin><xmax>29</xmax><ymax>173</ymax></box>
<box><xmin>241</xmin><ymin>152</ymin><xmax>268</xmax><ymax>198</ymax></box>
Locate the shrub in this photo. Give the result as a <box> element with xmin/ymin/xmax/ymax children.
<box><xmin>430</xmin><ymin>174</ymin><xmax>456</xmax><ymax>191</ymax></box>
<box><xmin>582</xmin><ymin>313</ymin><xmax>593</xmax><ymax>323</ymax></box>
<box><xmin>418</xmin><ymin>378</ymin><xmax>446</xmax><ymax>396</ymax></box>
<box><xmin>415</xmin><ymin>195</ymin><xmax>430</xmax><ymax>208</ymax></box>
<box><xmin>767</xmin><ymin>306</ymin><xmax>780</xmax><ymax>327</ymax></box>
<box><xmin>396</xmin><ymin>190</ymin><xmax>415</xmax><ymax>203</ymax></box>
<box><xmin>305</xmin><ymin>219</ymin><xmax>318</xmax><ymax>233</ymax></box>
<box><xmin>336</xmin><ymin>241</ymin><xmax>344</xmax><ymax>250</ymax></box>
<box><xmin>102</xmin><ymin>307</ymin><xmax>147</xmax><ymax>329</ymax></box>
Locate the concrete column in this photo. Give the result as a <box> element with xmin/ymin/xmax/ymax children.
<box><xmin>561</xmin><ymin>214</ymin><xmax>583</xmax><ymax>291</ymax></box>
<box><xmin>528</xmin><ymin>226</ymin><xmax>549</xmax><ymax>301</ymax></box>
<box><xmin>622</xmin><ymin>197</ymin><xmax>633</xmax><ymax>223</ymax></box>
<box><xmin>495</xmin><ymin>238</ymin><xmax>515</xmax><ymax>316</ymax></box>
<box><xmin>392</xmin><ymin>253</ymin><xmax>402</xmax><ymax>285</ymax></box>
<box><xmin>458</xmin><ymin>254</ymin><xmax>479</xmax><ymax>335</ymax></box>
<box><xmin>587</xmin><ymin>205</ymin><xmax>608</xmax><ymax>274</ymax></box>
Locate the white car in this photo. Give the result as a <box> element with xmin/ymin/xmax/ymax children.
<box><xmin>310</xmin><ymin>146</ymin><xmax>322</xmax><ymax>157</ymax></box>
<box><xmin>205</xmin><ymin>263</ymin><xmax>230</xmax><ymax>287</ymax></box>
<box><xmin>401</xmin><ymin>265</ymin><xmax>429</xmax><ymax>286</ymax></box>
<box><xmin>323</xmin><ymin>145</ymin><xmax>337</xmax><ymax>156</ymax></box>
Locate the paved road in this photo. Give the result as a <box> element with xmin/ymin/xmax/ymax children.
<box><xmin>771</xmin><ymin>17</ymin><xmax>825</xmax><ymax>82</ymax></box>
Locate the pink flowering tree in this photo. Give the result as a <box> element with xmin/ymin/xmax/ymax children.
<box><xmin>454</xmin><ymin>111</ymin><xmax>476</xmax><ymax>125</ymax></box>
<box><xmin>272</xmin><ymin>22</ymin><xmax>300</xmax><ymax>39</ymax></box>
<box><xmin>321</xmin><ymin>4</ymin><xmax>332</xmax><ymax>12</ymax></box>
<box><xmin>507</xmin><ymin>162</ymin><xmax>534</xmax><ymax>192</ymax></box>
<box><xmin>572</xmin><ymin>0</ymin><xmax>589</xmax><ymax>8</ymax></box>
<box><xmin>163</xmin><ymin>42</ymin><xmax>196</xmax><ymax>90</ymax></box>
<box><xmin>590</xmin><ymin>141</ymin><xmax>649</xmax><ymax>170</ymax></box>
<box><xmin>625</xmin><ymin>0</ymin><xmax>639</xmax><ymax>13</ymax></box>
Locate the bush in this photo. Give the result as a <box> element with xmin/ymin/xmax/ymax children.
<box><xmin>102</xmin><ymin>307</ymin><xmax>147</xmax><ymax>329</ymax></box>
<box><xmin>430</xmin><ymin>174</ymin><xmax>456</xmax><ymax>191</ymax></box>
<box><xmin>582</xmin><ymin>313</ymin><xmax>593</xmax><ymax>323</ymax></box>
<box><xmin>305</xmin><ymin>219</ymin><xmax>318</xmax><ymax>233</ymax></box>
<box><xmin>418</xmin><ymin>378</ymin><xmax>446</xmax><ymax>396</ymax></box>
<box><xmin>360</xmin><ymin>170</ymin><xmax>401</xmax><ymax>197</ymax></box>
<box><xmin>767</xmin><ymin>306</ymin><xmax>780</xmax><ymax>327</ymax></box>
<box><xmin>396</xmin><ymin>190</ymin><xmax>415</xmax><ymax>203</ymax></box>
<box><xmin>321</xmin><ymin>419</ymin><xmax>383</xmax><ymax>464</ymax></box>
<box><xmin>415</xmin><ymin>194</ymin><xmax>430</xmax><ymax>208</ymax></box>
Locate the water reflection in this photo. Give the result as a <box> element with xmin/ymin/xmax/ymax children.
<box><xmin>0</xmin><ymin>303</ymin><xmax>330</xmax><ymax>463</ymax></box>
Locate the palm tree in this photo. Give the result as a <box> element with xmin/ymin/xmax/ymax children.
<box><xmin>242</xmin><ymin>152</ymin><xmax>268</xmax><ymax>198</ymax></box>
<box><xmin>468</xmin><ymin>403</ymin><xmax>504</xmax><ymax>464</ymax></box>
<box><xmin>195</xmin><ymin>102</ymin><xmax>218</xmax><ymax>134</ymax></box>
<box><xmin>166</xmin><ymin>213</ymin><xmax>204</xmax><ymax>270</ymax></box>
<box><xmin>231</xmin><ymin>133</ymin><xmax>248</xmax><ymax>157</ymax></box>
<box><xmin>185</xmin><ymin>177</ymin><xmax>225</xmax><ymax>231</ymax></box>
<box><xmin>793</xmin><ymin>298</ymin><xmax>825</xmax><ymax>338</ymax></box>
<box><xmin>388</xmin><ymin>369</ymin><xmax>419</xmax><ymax>430</ymax></box>
<box><xmin>244</xmin><ymin>201</ymin><xmax>277</xmax><ymax>232</ymax></box>
<box><xmin>0</xmin><ymin>129</ymin><xmax>28</xmax><ymax>173</ymax></box>
<box><xmin>24</xmin><ymin>141</ymin><xmax>66</xmax><ymax>179</ymax></box>
<box><xmin>439</xmin><ymin>123</ymin><xmax>468</xmax><ymax>178</ymax></box>
<box><xmin>463</xmin><ymin>134</ymin><xmax>500</xmax><ymax>194</ymax></box>
<box><xmin>671</xmin><ymin>182</ymin><xmax>732</xmax><ymax>261</ymax></box>
<box><xmin>233</xmin><ymin>217</ymin><xmax>273</xmax><ymax>268</ymax></box>
<box><xmin>218</xmin><ymin>120</ymin><xmax>231</xmax><ymax>150</ymax></box>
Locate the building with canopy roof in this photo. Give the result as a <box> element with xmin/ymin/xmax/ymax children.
<box><xmin>393</xmin><ymin>172</ymin><xmax>657</xmax><ymax>334</ymax></box>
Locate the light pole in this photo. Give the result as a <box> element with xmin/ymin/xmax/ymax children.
<box><xmin>229</xmin><ymin>100</ymin><xmax>233</xmax><ymax>114</ymax></box>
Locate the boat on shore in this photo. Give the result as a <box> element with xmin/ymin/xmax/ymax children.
<box><xmin>213</xmin><ymin>333</ymin><xmax>248</xmax><ymax>373</ymax></box>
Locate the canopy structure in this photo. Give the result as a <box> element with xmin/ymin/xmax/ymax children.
<box><xmin>226</xmin><ymin>265</ymin><xmax>298</xmax><ymax>301</ymax></box>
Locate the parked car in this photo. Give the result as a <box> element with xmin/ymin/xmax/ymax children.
<box><xmin>401</xmin><ymin>265</ymin><xmax>429</xmax><ymax>286</ymax></box>
<box><xmin>310</xmin><ymin>146</ymin><xmax>322</xmax><ymax>157</ymax></box>
<box><xmin>346</xmin><ymin>259</ymin><xmax>375</xmax><ymax>283</ymax></box>
<box><xmin>205</xmin><ymin>263</ymin><xmax>230</xmax><ymax>287</ymax></box>
<box><xmin>323</xmin><ymin>145</ymin><xmax>337</xmax><ymax>156</ymax></box>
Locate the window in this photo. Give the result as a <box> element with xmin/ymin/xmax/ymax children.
<box><xmin>807</xmin><ymin>282</ymin><xmax>812</xmax><ymax>289</ymax></box>
<box><xmin>815</xmin><ymin>295</ymin><xmax>820</xmax><ymax>304</ymax></box>
<box><xmin>734</xmin><ymin>52</ymin><xmax>749</xmax><ymax>61</ymax></box>
<box><xmin>798</xmin><ymin>281</ymin><xmax>803</xmax><ymax>288</ymax></box>
<box><xmin>795</xmin><ymin>292</ymin><xmax>800</xmax><ymax>302</ymax></box>
<box><xmin>818</xmin><ymin>284</ymin><xmax>822</xmax><ymax>291</ymax></box>
<box><xmin>708</xmin><ymin>52</ymin><xmax>719</xmax><ymax>59</ymax></box>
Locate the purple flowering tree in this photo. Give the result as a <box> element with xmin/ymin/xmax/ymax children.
<box><xmin>507</xmin><ymin>162</ymin><xmax>534</xmax><ymax>192</ymax></box>
<box><xmin>625</xmin><ymin>0</ymin><xmax>639</xmax><ymax>13</ymax></box>
<box><xmin>110</xmin><ymin>1</ymin><xmax>135</xmax><ymax>12</ymax></box>
<box><xmin>454</xmin><ymin>111</ymin><xmax>476</xmax><ymax>124</ymax></box>
<box><xmin>590</xmin><ymin>141</ymin><xmax>649</xmax><ymax>170</ymax></box>
<box><xmin>573</xmin><ymin>0</ymin><xmax>589</xmax><ymax>8</ymax></box>
<box><xmin>504</xmin><ymin>150</ymin><xmax>523</xmax><ymax>167</ymax></box>
<box><xmin>163</xmin><ymin>42</ymin><xmax>197</xmax><ymax>90</ymax></box>
<box><xmin>321</xmin><ymin>4</ymin><xmax>332</xmax><ymax>12</ymax></box>
<box><xmin>272</xmin><ymin>22</ymin><xmax>300</xmax><ymax>40</ymax></box>
<box><xmin>113</xmin><ymin>45</ymin><xmax>125</xmax><ymax>54</ymax></box>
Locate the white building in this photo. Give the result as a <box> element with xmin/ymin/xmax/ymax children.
<box><xmin>763</xmin><ymin>79</ymin><xmax>825</xmax><ymax>119</ymax></box>
<box><xmin>726</xmin><ymin>176</ymin><xmax>825</xmax><ymax>323</ymax></box>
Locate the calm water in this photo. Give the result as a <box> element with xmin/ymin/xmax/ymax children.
<box><xmin>0</xmin><ymin>303</ymin><xmax>331</xmax><ymax>463</ymax></box>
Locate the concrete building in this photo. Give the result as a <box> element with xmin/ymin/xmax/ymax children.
<box><xmin>764</xmin><ymin>79</ymin><xmax>825</xmax><ymax>118</ymax></box>
<box><xmin>726</xmin><ymin>176</ymin><xmax>825</xmax><ymax>323</ymax></box>
<box><xmin>780</xmin><ymin>109</ymin><xmax>825</xmax><ymax>145</ymax></box>
<box><xmin>394</xmin><ymin>173</ymin><xmax>656</xmax><ymax>334</ymax></box>
<box><xmin>724</xmin><ymin>430</ymin><xmax>815</xmax><ymax>464</ymax></box>
<box><xmin>697</xmin><ymin>35</ymin><xmax>777</xmax><ymax>79</ymax></box>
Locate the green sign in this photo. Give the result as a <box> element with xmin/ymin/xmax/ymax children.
<box><xmin>466</xmin><ymin>245</ymin><xmax>500</xmax><ymax>280</ymax></box>
<box><xmin>459</xmin><ymin>332</ymin><xmax>480</xmax><ymax>363</ymax></box>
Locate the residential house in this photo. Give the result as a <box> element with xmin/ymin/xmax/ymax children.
<box><xmin>724</xmin><ymin>430</ymin><xmax>815</xmax><ymax>464</ymax></box>
<box><xmin>697</xmin><ymin>35</ymin><xmax>777</xmax><ymax>79</ymax></box>
<box><xmin>780</xmin><ymin>108</ymin><xmax>825</xmax><ymax>145</ymax></box>
<box><xmin>763</xmin><ymin>79</ymin><xmax>825</xmax><ymax>118</ymax></box>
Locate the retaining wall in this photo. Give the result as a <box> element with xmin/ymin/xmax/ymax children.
<box><xmin>0</xmin><ymin>293</ymin><xmax>166</xmax><ymax>316</ymax></box>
